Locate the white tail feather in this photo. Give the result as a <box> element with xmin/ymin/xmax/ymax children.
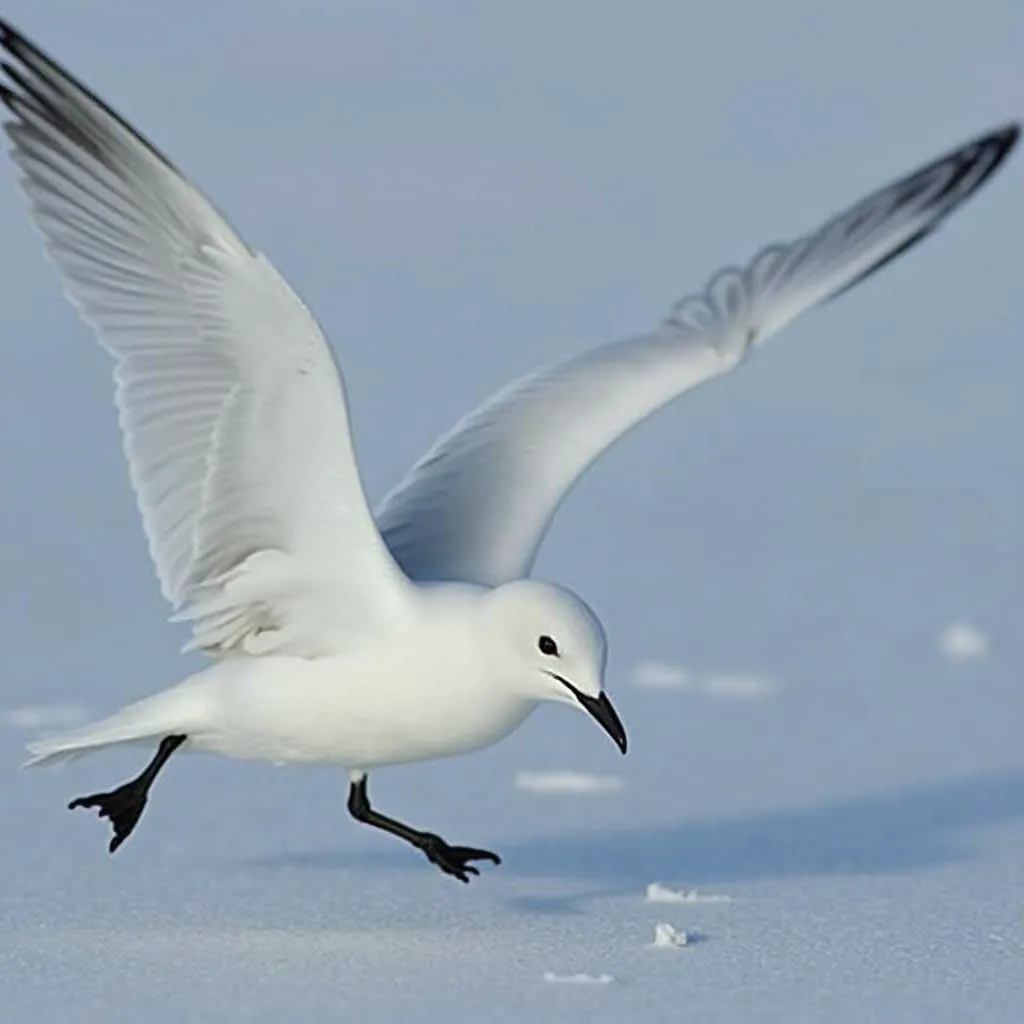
<box><xmin>24</xmin><ymin>684</ymin><xmax>210</xmax><ymax>767</ymax></box>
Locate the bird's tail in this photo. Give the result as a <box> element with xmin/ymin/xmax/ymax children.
<box><xmin>24</xmin><ymin>682</ymin><xmax>210</xmax><ymax>767</ymax></box>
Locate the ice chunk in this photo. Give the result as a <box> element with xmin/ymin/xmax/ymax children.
<box><xmin>651</xmin><ymin>923</ymin><xmax>689</xmax><ymax>948</ymax></box>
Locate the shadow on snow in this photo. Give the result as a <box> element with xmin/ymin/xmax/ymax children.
<box><xmin>242</xmin><ymin>768</ymin><xmax>1024</xmax><ymax>909</ymax></box>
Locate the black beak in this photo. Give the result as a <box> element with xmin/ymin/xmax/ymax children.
<box><xmin>578</xmin><ymin>690</ymin><xmax>628</xmax><ymax>754</ymax></box>
<box><xmin>549</xmin><ymin>673</ymin><xmax>628</xmax><ymax>754</ymax></box>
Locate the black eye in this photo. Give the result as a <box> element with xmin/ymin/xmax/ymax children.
<box><xmin>538</xmin><ymin>635</ymin><xmax>559</xmax><ymax>657</ymax></box>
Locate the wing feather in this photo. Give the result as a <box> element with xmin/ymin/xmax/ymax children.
<box><xmin>1</xmin><ymin>21</ymin><xmax>408</xmax><ymax>655</ymax></box>
<box><xmin>378</xmin><ymin>125</ymin><xmax>1019</xmax><ymax>585</ymax></box>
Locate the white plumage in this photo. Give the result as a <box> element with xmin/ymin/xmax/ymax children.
<box><xmin>0</xmin><ymin>19</ymin><xmax>1016</xmax><ymax>876</ymax></box>
<box><xmin>377</xmin><ymin>138</ymin><xmax>1015</xmax><ymax>585</ymax></box>
<box><xmin>4</xmin><ymin>26</ymin><xmax>409</xmax><ymax>659</ymax></box>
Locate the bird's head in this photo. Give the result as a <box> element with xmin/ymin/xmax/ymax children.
<box><xmin>481</xmin><ymin>579</ymin><xmax>627</xmax><ymax>754</ymax></box>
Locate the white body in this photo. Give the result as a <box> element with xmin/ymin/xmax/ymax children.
<box><xmin>37</xmin><ymin>585</ymin><xmax>537</xmax><ymax>770</ymax></box>
<box><xmin>193</xmin><ymin>651</ymin><xmax>534</xmax><ymax>768</ymax></box>
<box><xmin>0</xmin><ymin>23</ymin><xmax>1016</xmax><ymax>777</ymax></box>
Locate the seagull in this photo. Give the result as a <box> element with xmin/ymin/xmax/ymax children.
<box><xmin>0</xmin><ymin>19</ymin><xmax>1017</xmax><ymax>882</ymax></box>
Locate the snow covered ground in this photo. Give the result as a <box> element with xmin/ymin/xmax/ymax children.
<box><xmin>3</xmin><ymin>672</ymin><xmax>1024</xmax><ymax>1022</ymax></box>
<box><xmin>1</xmin><ymin>1</ymin><xmax>1022</xmax><ymax>1021</ymax></box>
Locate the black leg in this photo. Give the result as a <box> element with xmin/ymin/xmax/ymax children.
<box><xmin>69</xmin><ymin>734</ymin><xmax>187</xmax><ymax>853</ymax></box>
<box><xmin>347</xmin><ymin>773</ymin><xmax>501</xmax><ymax>883</ymax></box>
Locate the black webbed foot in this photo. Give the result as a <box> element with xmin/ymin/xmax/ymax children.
<box><xmin>346</xmin><ymin>774</ymin><xmax>501</xmax><ymax>883</ymax></box>
<box><xmin>419</xmin><ymin>834</ymin><xmax>502</xmax><ymax>883</ymax></box>
<box><xmin>67</xmin><ymin>734</ymin><xmax>186</xmax><ymax>854</ymax></box>
<box><xmin>69</xmin><ymin>781</ymin><xmax>148</xmax><ymax>853</ymax></box>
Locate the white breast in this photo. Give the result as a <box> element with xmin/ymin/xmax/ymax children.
<box><xmin>185</xmin><ymin>601</ymin><xmax>536</xmax><ymax>769</ymax></box>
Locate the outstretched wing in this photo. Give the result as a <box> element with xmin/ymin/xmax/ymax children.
<box><xmin>378</xmin><ymin>124</ymin><xmax>1018</xmax><ymax>585</ymax></box>
<box><xmin>0</xmin><ymin>21</ymin><xmax>410</xmax><ymax>656</ymax></box>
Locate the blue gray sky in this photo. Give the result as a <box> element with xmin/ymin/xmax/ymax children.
<box><xmin>0</xmin><ymin>1</ymin><xmax>1021</xmax><ymax>801</ymax></box>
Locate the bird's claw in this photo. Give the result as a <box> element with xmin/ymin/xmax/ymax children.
<box><xmin>69</xmin><ymin>780</ymin><xmax>148</xmax><ymax>854</ymax></box>
<box><xmin>420</xmin><ymin>834</ymin><xmax>501</xmax><ymax>883</ymax></box>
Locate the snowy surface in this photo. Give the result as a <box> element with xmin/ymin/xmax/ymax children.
<box><xmin>938</xmin><ymin>622</ymin><xmax>991</xmax><ymax>661</ymax></box>
<box><xmin>631</xmin><ymin>659</ymin><xmax>778</xmax><ymax>699</ymax></box>
<box><xmin>1</xmin><ymin>1</ymin><xmax>1023</xmax><ymax>1022</ymax></box>
<box><xmin>3</xmin><ymin>703</ymin><xmax>89</xmax><ymax>731</ymax></box>
<box><xmin>631</xmin><ymin>659</ymin><xmax>690</xmax><ymax>689</ymax></box>
<box><xmin>645</xmin><ymin>883</ymin><xmax>734</xmax><ymax>904</ymax></box>
<box><xmin>515</xmin><ymin>771</ymin><xmax>624</xmax><ymax>794</ymax></box>
<box><xmin>542</xmin><ymin>971</ymin><xmax>617</xmax><ymax>985</ymax></box>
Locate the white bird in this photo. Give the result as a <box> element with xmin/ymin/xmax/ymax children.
<box><xmin>0</xmin><ymin>20</ymin><xmax>1017</xmax><ymax>881</ymax></box>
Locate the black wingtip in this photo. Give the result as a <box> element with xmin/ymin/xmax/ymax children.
<box><xmin>0</xmin><ymin>17</ymin><xmax>29</xmax><ymax>56</ymax></box>
<box><xmin>993</xmin><ymin>121</ymin><xmax>1021</xmax><ymax>144</ymax></box>
<box><xmin>967</xmin><ymin>121</ymin><xmax>1020</xmax><ymax>175</ymax></box>
<box><xmin>937</xmin><ymin>120</ymin><xmax>1020</xmax><ymax>183</ymax></box>
<box><xmin>0</xmin><ymin>14</ymin><xmax>188</xmax><ymax>176</ymax></box>
<box><xmin>980</xmin><ymin>121</ymin><xmax>1020</xmax><ymax>162</ymax></box>
<box><xmin>826</xmin><ymin>120</ymin><xmax>1020</xmax><ymax>302</ymax></box>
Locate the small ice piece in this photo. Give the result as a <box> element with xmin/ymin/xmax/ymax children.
<box><xmin>645</xmin><ymin>882</ymin><xmax>732</xmax><ymax>904</ymax></box>
<box><xmin>938</xmin><ymin>621</ymin><xmax>990</xmax><ymax>661</ymax></box>
<box><xmin>651</xmin><ymin>923</ymin><xmax>689</xmax><ymax>948</ymax></box>
<box><xmin>632</xmin><ymin>659</ymin><xmax>688</xmax><ymax>688</ymax></box>
<box><xmin>542</xmin><ymin>972</ymin><xmax>615</xmax><ymax>985</ymax></box>
<box><xmin>515</xmin><ymin>771</ymin><xmax>623</xmax><ymax>794</ymax></box>
<box><xmin>4</xmin><ymin>703</ymin><xmax>89</xmax><ymax>729</ymax></box>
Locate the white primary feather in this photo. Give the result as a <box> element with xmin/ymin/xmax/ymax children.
<box><xmin>377</xmin><ymin>125</ymin><xmax>1018</xmax><ymax>585</ymax></box>
<box><xmin>1</xmin><ymin>27</ymin><xmax>410</xmax><ymax>655</ymax></box>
